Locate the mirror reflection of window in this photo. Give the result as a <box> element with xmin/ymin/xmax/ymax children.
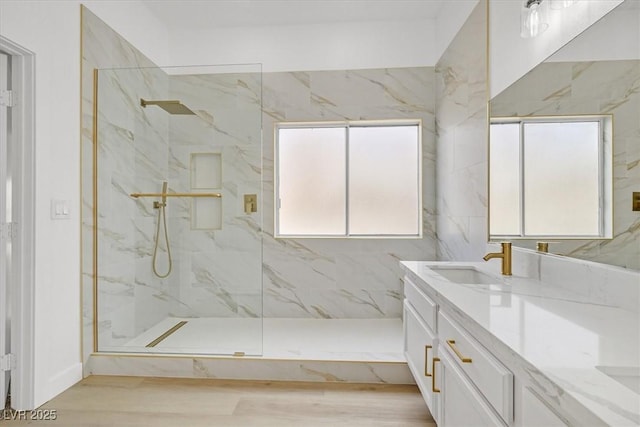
<box><xmin>489</xmin><ymin>123</ymin><xmax>520</xmax><ymax>236</ymax></box>
<box><xmin>489</xmin><ymin>117</ymin><xmax>610</xmax><ymax>239</ymax></box>
<box><xmin>523</xmin><ymin>121</ymin><xmax>601</xmax><ymax>236</ymax></box>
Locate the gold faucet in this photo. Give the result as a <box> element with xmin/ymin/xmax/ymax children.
<box><xmin>483</xmin><ymin>242</ymin><xmax>512</xmax><ymax>276</ymax></box>
<box><xmin>536</xmin><ymin>242</ymin><xmax>549</xmax><ymax>253</ymax></box>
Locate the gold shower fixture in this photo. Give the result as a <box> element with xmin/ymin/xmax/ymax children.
<box><xmin>140</xmin><ymin>98</ymin><xmax>196</xmax><ymax>115</ymax></box>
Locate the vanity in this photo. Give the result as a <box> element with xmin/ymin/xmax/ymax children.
<box><xmin>401</xmin><ymin>259</ymin><xmax>640</xmax><ymax>426</ymax></box>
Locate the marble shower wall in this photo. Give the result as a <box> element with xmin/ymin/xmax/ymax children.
<box><xmin>435</xmin><ymin>0</ymin><xmax>489</xmax><ymax>262</ymax></box>
<box><xmin>95</xmin><ymin>66</ymin><xmax>173</xmax><ymax>349</ymax></box>
<box><xmin>490</xmin><ymin>60</ymin><xmax>640</xmax><ymax>270</ymax></box>
<box><xmin>86</xmin><ymin>17</ymin><xmax>265</xmax><ymax>352</ymax></box>
<box><xmin>82</xmin><ymin>8</ymin><xmax>172</xmax><ymax>358</ymax></box>
<box><xmin>261</xmin><ymin>68</ymin><xmax>437</xmax><ymax>318</ymax></box>
<box><xmin>166</xmin><ymin>72</ymin><xmax>263</xmax><ymax>319</ymax></box>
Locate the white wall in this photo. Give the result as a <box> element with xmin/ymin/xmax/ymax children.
<box><xmin>169</xmin><ymin>20</ymin><xmax>436</xmax><ymax>71</ymax></box>
<box><xmin>435</xmin><ymin>0</ymin><xmax>479</xmax><ymax>62</ymax></box>
<box><xmin>490</xmin><ymin>0</ymin><xmax>623</xmax><ymax>98</ymax></box>
<box><xmin>0</xmin><ymin>0</ymin><xmax>167</xmax><ymax>407</ymax></box>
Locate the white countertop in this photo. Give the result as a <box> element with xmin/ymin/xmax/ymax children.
<box><xmin>401</xmin><ymin>261</ymin><xmax>640</xmax><ymax>426</ymax></box>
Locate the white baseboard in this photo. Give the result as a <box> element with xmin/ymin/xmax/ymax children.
<box><xmin>41</xmin><ymin>362</ymin><xmax>83</xmax><ymax>406</ymax></box>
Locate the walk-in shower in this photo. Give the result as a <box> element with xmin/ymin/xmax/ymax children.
<box><xmin>93</xmin><ymin>64</ymin><xmax>263</xmax><ymax>356</ymax></box>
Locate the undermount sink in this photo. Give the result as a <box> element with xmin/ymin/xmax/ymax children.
<box><xmin>596</xmin><ymin>366</ymin><xmax>640</xmax><ymax>394</ymax></box>
<box><xmin>430</xmin><ymin>266</ymin><xmax>502</xmax><ymax>285</ymax></box>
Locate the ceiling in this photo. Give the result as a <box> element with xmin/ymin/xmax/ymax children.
<box><xmin>143</xmin><ymin>0</ymin><xmax>447</xmax><ymax>31</ymax></box>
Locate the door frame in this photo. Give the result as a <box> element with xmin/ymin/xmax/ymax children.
<box><xmin>0</xmin><ymin>35</ymin><xmax>36</xmax><ymax>411</ymax></box>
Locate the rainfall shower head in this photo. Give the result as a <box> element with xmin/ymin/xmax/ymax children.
<box><xmin>140</xmin><ymin>98</ymin><xmax>196</xmax><ymax>115</ymax></box>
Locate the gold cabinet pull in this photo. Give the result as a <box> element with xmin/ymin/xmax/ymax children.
<box><xmin>424</xmin><ymin>345</ymin><xmax>432</xmax><ymax>377</ymax></box>
<box><xmin>447</xmin><ymin>339</ymin><xmax>472</xmax><ymax>363</ymax></box>
<box><xmin>432</xmin><ymin>357</ymin><xmax>441</xmax><ymax>393</ymax></box>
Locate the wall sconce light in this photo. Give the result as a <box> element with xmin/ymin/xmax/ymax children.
<box><xmin>550</xmin><ymin>0</ymin><xmax>577</xmax><ymax>9</ymax></box>
<box><xmin>521</xmin><ymin>0</ymin><xmax>549</xmax><ymax>38</ymax></box>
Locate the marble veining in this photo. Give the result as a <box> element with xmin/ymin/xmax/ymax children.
<box><xmin>402</xmin><ymin>260</ymin><xmax>640</xmax><ymax>426</ymax></box>
<box><xmin>261</xmin><ymin>67</ymin><xmax>437</xmax><ymax>319</ymax></box>
<box><xmin>435</xmin><ymin>0</ymin><xmax>489</xmax><ymax>263</ymax></box>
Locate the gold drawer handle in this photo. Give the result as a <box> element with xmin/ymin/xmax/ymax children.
<box><xmin>447</xmin><ymin>339</ymin><xmax>472</xmax><ymax>363</ymax></box>
<box><xmin>424</xmin><ymin>345</ymin><xmax>432</xmax><ymax>377</ymax></box>
<box><xmin>432</xmin><ymin>357</ymin><xmax>441</xmax><ymax>393</ymax></box>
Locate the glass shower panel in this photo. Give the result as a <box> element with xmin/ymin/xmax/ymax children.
<box><xmin>95</xmin><ymin>64</ymin><xmax>263</xmax><ymax>356</ymax></box>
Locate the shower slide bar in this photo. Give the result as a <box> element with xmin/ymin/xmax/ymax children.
<box><xmin>130</xmin><ymin>192</ymin><xmax>222</xmax><ymax>198</ymax></box>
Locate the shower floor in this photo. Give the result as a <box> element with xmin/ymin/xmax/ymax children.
<box><xmin>118</xmin><ymin>317</ymin><xmax>404</xmax><ymax>362</ymax></box>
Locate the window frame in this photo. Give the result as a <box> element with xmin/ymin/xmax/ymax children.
<box><xmin>489</xmin><ymin>115</ymin><xmax>613</xmax><ymax>240</ymax></box>
<box><xmin>274</xmin><ymin>119</ymin><xmax>423</xmax><ymax>239</ymax></box>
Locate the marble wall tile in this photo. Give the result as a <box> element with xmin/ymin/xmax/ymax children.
<box><xmin>505</xmin><ymin>246</ymin><xmax>640</xmax><ymax>312</ymax></box>
<box><xmin>87</xmin><ymin>354</ymin><xmax>414</xmax><ymax>385</ymax></box>
<box><xmin>162</xmin><ymin>73</ymin><xmax>263</xmax><ymax>322</ymax></box>
<box><xmin>435</xmin><ymin>0</ymin><xmax>489</xmax><ymax>263</ymax></box>
<box><xmin>261</xmin><ymin>67</ymin><xmax>437</xmax><ymax>318</ymax></box>
<box><xmin>82</xmin><ymin>7</ymin><xmax>171</xmax><ymax>360</ymax></box>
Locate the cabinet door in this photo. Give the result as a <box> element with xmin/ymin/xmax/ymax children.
<box><xmin>404</xmin><ymin>300</ymin><xmax>439</xmax><ymax>422</ymax></box>
<box><xmin>520</xmin><ymin>387</ymin><xmax>567</xmax><ymax>426</ymax></box>
<box><xmin>438</xmin><ymin>350</ymin><xmax>506</xmax><ymax>427</ymax></box>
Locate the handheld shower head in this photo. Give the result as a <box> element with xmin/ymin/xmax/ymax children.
<box><xmin>161</xmin><ymin>181</ymin><xmax>168</xmax><ymax>205</ymax></box>
<box><xmin>140</xmin><ymin>98</ymin><xmax>196</xmax><ymax>115</ymax></box>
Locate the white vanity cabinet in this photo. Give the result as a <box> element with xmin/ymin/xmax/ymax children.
<box><xmin>403</xmin><ymin>273</ymin><xmax>513</xmax><ymax>426</ymax></box>
<box><xmin>401</xmin><ymin>261</ymin><xmax>640</xmax><ymax>426</ymax></box>
<box><xmin>438</xmin><ymin>311</ymin><xmax>513</xmax><ymax>423</ymax></box>
<box><xmin>404</xmin><ymin>301</ymin><xmax>439</xmax><ymax>422</ymax></box>
<box><xmin>436</xmin><ymin>348</ymin><xmax>507</xmax><ymax>426</ymax></box>
<box><xmin>519</xmin><ymin>387</ymin><xmax>567</xmax><ymax>427</ymax></box>
<box><xmin>403</xmin><ymin>277</ymin><xmax>440</xmax><ymax>423</ymax></box>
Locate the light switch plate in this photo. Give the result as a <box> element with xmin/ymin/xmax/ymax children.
<box><xmin>51</xmin><ymin>199</ymin><xmax>71</xmax><ymax>220</ymax></box>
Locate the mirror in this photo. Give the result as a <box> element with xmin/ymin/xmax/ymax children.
<box><xmin>489</xmin><ymin>0</ymin><xmax>639</xmax><ymax>270</ymax></box>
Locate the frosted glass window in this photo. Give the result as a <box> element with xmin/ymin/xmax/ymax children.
<box><xmin>276</xmin><ymin>121</ymin><xmax>421</xmax><ymax>238</ymax></box>
<box><xmin>523</xmin><ymin>122</ymin><xmax>600</xmax><ymax>236</ymax></box>
<box><xmin>489</xmin><ymin>123</ymin><xmax>521</xmax><ymax>236</ymax></box>
<box><xmin>277</xmin><ymin>127</ymin><xmax>347</xmax><ymax>236</ymax></box>
<box><xmin>349</xmin><ymin>125</ymin><xmax>419</xmax><ymax>235</ymax></box>
<box><xmin>489</xmin><ymin>118</ymin><xmax>607</xmax><ymax>239</ymax></box>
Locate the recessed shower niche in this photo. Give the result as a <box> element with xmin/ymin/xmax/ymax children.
<box><xmin>190</xmin><ymin>152</ymin><xmax>223</xmax><ymax>230</ymax></box>
<box><xmin>92</xmin><ymin>64</ymin><xmax>263</xmax><ymax>356</ymax></box>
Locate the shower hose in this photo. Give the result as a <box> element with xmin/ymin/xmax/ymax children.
<box><xmin>152</xmin><ymin>200</ymin><xmax>172</xmax><ymax>278</ymax></box>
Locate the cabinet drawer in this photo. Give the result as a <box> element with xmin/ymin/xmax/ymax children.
<box><xmin>439</xmin><ymin>310</ymin><xmax>513</xmax><ymax>424</ymax></box>
<box><xmin>404</xmin><ymin>276</ymin><xmax>437</xmax><ymax>333</ymax></box>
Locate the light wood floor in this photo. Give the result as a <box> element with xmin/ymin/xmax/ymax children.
<box><xmin>3</xmin><ymin>376</ymin><xmax>435</xmax><ymax>426</ymax></box>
